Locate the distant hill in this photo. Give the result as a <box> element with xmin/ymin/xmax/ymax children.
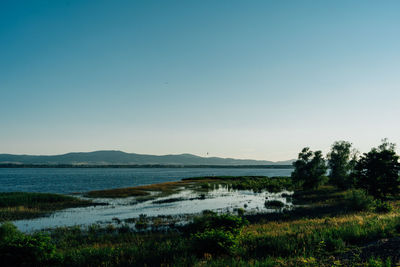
<box><xmin>0</xmin><ymin>151</ymin><xmax>295</xmax><ymax>166</ymax></box>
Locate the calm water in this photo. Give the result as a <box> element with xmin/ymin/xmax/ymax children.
<box><xmin>15</xmin><ymin>187</ymin><xmax>293</xmax><ymax>232</ymax></box>
<box><xmin>0</xmin><ymin>168</ymin><xmax>293</xmax><ymax>194</ymax></box>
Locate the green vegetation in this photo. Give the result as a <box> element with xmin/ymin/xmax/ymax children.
<box><xmin>189</xmin><ymin>212</ymin><xmax>248</xmax><ymax>255</ymax></box>
<box><xmin>184</xmin><ymin>176</ymin><xmax>293</xmax><ymax>193</ymax></box>
<box><xmin>2</xmin><ymin>138</ymin><xmax>400</xmax><ymax>265</ymax></box>
<box><xmin>264</xmin><ymin>199</ymin><xmax>285</xmax><ymax>209</ymax></box>
<box><xmin>291</xmin><ymin>148</ymin><xmax>328</xmax><ymax>189</ymax></box>
<box><xmin>0</xmin><ymin>222</ymin><xmax>58</xmax><ymax>266</ymax></box>
<box><xmin>345</xmin><ymin>189</ymin><xmax>376</xmax><ymax>212</ymax></box>
<box><xmin>327</xmin><ymin>140</ymin><xmax>358</xmax><ymax>189</ymax></box>
<box><xmin>86</xmin><ymin>176</ymin><xmax>293</xmax><ymax>201</ymax></box>
<box><xmin>0</xmin><ymin>192</ymin><xmax>95</xmax><ymax>222</ymax></box>
<box><xmin>354</xmin><ymin>139</ymin><xmax>400</xmax><ymax>199</ymax></box>
<box><xmin>1</xmin><ymin>186</ymin><xmax>400</xmax><ymax>266</ymax></box>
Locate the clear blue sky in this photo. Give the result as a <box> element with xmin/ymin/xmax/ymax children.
<box><xmin>1</xmin><ymin>0</ymin><xmax>399</xmax><ymax>160</ymax></box>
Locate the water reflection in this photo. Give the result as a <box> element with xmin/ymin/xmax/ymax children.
<box><xmin>14</xmin><ymin>186</ymin><xmax>293</xmax><ymax>232</ymax></box>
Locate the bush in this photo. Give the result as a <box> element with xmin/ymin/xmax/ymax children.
<box><xmin>135</xmin><ymin>214</ymin><xmax>148</xmax><ymax>230</ymax></box>
<box><xmin>264</xmin><ymin>200</ymin><xmax>285</xmax><ymax>209</ymax></box>
<box><xmin>188</xmin><ymin>214</ymin><xmax>247</xmax><ymax>256</ymax></box>
<box><xmin>188</xmin><ymin>213</ymin><xmax>247</xmax><ymax>235</ymax></box>
<box><xmin>374</xmin><ymin>200</ymin><xmax>393</xmax><ymax>213</ymax></box>
<box><xmin>192</xmin><ymin>228</ymin><xmax>238</xmax><ymax>255</ymax></box>
<box><xmin>324</xmin><ymin>237</ymin><xmax>346</xmax><ymax>252</ymax></box>
<box><xmin>237</xmin><ymin>208</ymin><xmax>245</xmax><ymax>217</ymax></box>
<box><xmin>345</xmin><ymin>190</ymin><xmax>375</xmax><ymax>211</ymax></box>
<box><xmin>0</xmin><ymin>223</ymin><xmax>58</xmax><ymax>266</ymax></box>
<box><xmin>367</xmin><ymin>257</ymin><xmax>392</xmax><ymax>267</ymax></box>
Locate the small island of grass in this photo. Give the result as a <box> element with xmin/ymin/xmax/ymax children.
<box><xmin>0</xmin><ymin>192</ymin><xmax>96</xmax><ymax>222</ymax></box>
<box><xmin>85</xmin><ymin>176</ymin><xmax>293</xmax><ymax>202</ymax></box>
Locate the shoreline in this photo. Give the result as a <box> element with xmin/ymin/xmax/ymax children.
<box><xmin>0</xmin><ymin>163</ymin><xmax>294</xmax><ymax>169</ymax></box>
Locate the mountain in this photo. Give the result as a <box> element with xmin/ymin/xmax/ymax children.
<box><xmin>0</xmin><ymin>151</ymin><xmax>295</xmax><ymax>166</ymax></box>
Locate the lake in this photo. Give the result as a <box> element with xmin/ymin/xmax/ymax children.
<box><xmin>15</xmin><ymin>186</ymin><xmax>294</xmax><ymax>232</ymax></box>
<box><xmin>0</xmin><ymin>167</ymin><xmax>293</xmax><ymax>194</ymax></box>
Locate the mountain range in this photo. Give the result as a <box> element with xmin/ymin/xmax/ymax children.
<box><xmin>0</xmin><ymin>151</ymin><xmax>294</xmax><ymax>166</ymax></box>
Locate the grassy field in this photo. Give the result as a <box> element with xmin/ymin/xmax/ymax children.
<box><xmin>1</xmin><ymin>177</ymin><xmax>400</xmax><ymax>266</ymax></box>
<box><xmin>0</xmin><ymin>192</ymin><xmax>96</xmax><ymax>222</ymax></box>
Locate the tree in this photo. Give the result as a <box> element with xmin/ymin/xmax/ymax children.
<box><xmin>327</xmin><ymin>141</ymin><xmax>358</xmax><ymax>189</ymax></box>
<box><xmin>292</xmin><ymin>147</ymin><xmax>328</xmax><ymax>189</ymax></box>
<box><xmin>354</xmin><ymin>139</ymin><xmax>400</xmax><ymax>199</ymax></box>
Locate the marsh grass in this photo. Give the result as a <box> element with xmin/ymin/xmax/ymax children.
<box><xmin>241</xmin><ymin>213</ymin><xmax>400</xmax><ymax>257</ymax></box>
<box><xmin>2</xmin><ymin>187</ymin><xmax>400</xmax><ymax>266</ymax></box>
<box><xmin>85</xmin><ymin>176</ymin><xmax>293</xmax><ymax>203</ymax></box>
<box><xmin>0</xmin><ymin>192</ymin><xmax>95</xmax><ymax>221</ymax></box>
<box><xmin>85</xmin><ymin>187</ymin><xmax>150</xmax><ymax>198</ymax></box>
<box><xmin>6</xmin><ymin>209</ymin><xmax>398</xmax><ymax>266</ymax></box>
<box><xmin>85</xmin><ymin>179</ymin><xmax>208</xmax><ymax>199</ymax></box>
<box><xmin>3</xmin><ymin>179</ymin><xmax>400</xmax><ymax>266</ymax></box>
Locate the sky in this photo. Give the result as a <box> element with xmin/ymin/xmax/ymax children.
<box><xmin>1</xmin><ymin>0</ymin><xmax>400</xmax><ymax>161</ymax></box>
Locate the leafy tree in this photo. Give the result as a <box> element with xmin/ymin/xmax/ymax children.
<box><xmin>327</xmin><ymin>141</ymin><xmax>358</xmax><ymax>189</ymax></box>
<box><xmin>354</xmin><ymin>139</ymin><xmax>400</xmax><ymax>199</ymax></box>
<box><xmin>292</xmin><ymin>147</ymin><xmax>328</xmax><ymax>189</ymax></box>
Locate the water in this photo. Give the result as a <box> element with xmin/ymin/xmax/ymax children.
<box><xmin>0</xmin><ymin>168</ymin><xmax>293</xmax><ymax>194</ymax></box>
<box><xmin>1</xmin><ymin>167</ymin><xmax>294</xmax><ymax>232</ymax></box>
<box><xmin>14</xmin><ymin>187</ymin><xmax>293</xmax><ymax>232</ymax></box>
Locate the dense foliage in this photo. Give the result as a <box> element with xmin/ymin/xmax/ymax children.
<box><xmin>327</xmin><ymin>141</ymin><xmax>357</xmax><ymax>189</ymax></box>
<box><xmin>0</xmin><ymin>223</ymin><xmax>57</xmax><ymax>266</ymax></box>
<box><xmin>354</xmin><ymin>140</ymin><xmax>400</xmax><ymax>198</ymax></box>
<box><xmin>291</xmin><ymin>148</ymin><xmax>328</xmax><ymax>189</ymax></box>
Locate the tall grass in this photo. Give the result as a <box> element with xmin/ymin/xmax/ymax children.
<box><xmin>0</xmin><ymin>192</ymin><xmax>93</xmax><ymax>221</ymax></box>
<box><xmin>241</xmin><ymin>213</ymin><xmax>400</xmax><ymax>258</ymax></box>
<box><xmin>0</xmin><ymin>192</ymin><xmax>83</xmax><ymax>207</ymax></box>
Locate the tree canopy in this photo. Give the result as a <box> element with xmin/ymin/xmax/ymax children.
<box><xmin>291</xmin><ymin>147</ymin><xmax>327</xmax><ymax>189</ymax></box>
<box><xmin>354</xmin><ymin>139</ymin><xmax>400</xmax><ymax>199</ymax></box>
<box><xmin>327</xmin><ymin>141</ymin><xmax>357</xmax><ymax>189</ymax></box>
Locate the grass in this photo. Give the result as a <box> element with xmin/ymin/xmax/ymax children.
<box><xmin>0</xmin><ymin>192</ymin><xmax>96</xmax><ymax>221</ymax></box>
<box><xmin>2</xmin><ymin>206</ymin><xmax>399</xmax><ymax>266</ymax></box>
<box><xmin>85</xmin><ymin>180</ymin><xmax>200</xmax><ymax>199</ymax></box>
<box><xmin>85</xmin><ymin>176</ymin><xmax>293</xmax><ymax>202</ymax></box>
<box><xmin>2</xmin><ymin>178</ymin><xmax>400</xmax><ymax>266</ymax></box>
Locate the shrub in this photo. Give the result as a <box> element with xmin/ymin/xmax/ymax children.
<box><xmin>135</xmin><ymin>214</ymin><xmax>149</xmax><ymax>230</ymax></box>
<box><xmin>192</xmin><ymin>228</ymin><xmax>238</xmax><ymax>255</ymax></box>
<box><xmin>0</xmin><ymin>223</ymin><xmax>58</xmax><ymax>266</ymax></box>
<box><xmin>345</xmin><ymin>189</ymin><xmax>375</xmax><ymax>211</ymax></box>
<box><xmin>237</xmin><ymin>208</ymin><xmax>245</xmax><ymax>217</ymax></box>
<box><xmin>188</xmin><ymin>214</ymin><xmax>247</xmax><ymax>256</ymax></box>
<box><xmin>374</xmin><ymin>200</ymin><xmax>393</xmax><ymax>213</ymax></box>
<box><xmin>264</xmin><ymin>200</ymin><xmax>285</xmax><ymax>209</ymax></box>
<box><xmin>324</xmin><ymin>237</ymin><xmax>346</xmax><ymax>252</ymax></box>
<box><xmin>367</xmin><ymin>257</ymin><xmax>391</xmax><ymax>267</ymax></box>
<box><xmin>188</xmin><ymin>213</ymin><xmax>247</xmax><ymax>235</ymax></box>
